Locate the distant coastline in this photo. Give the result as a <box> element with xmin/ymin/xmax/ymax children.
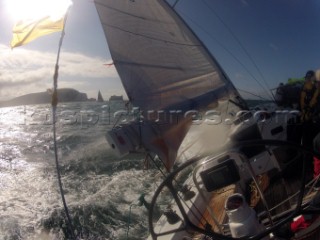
<box><xmin>0</xmin><ymin>88</ymin><xmax>88</xmax><ymax>108</ymax></box>
<box><xmin>0</xmin><ymin>90</ymin><xmax>271</xmax><ymax>109</ymax></box>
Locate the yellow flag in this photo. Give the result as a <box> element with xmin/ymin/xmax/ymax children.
<box><xmin>11</xmin><ymin>15</ymin><xmax>65</xmax><ymax>48</ymax></box>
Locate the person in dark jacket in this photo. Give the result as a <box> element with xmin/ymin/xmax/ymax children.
<box><xmin>300</xmin><ymin>70</ymin><xmax>319</xmax><ymax>147</ymax></box>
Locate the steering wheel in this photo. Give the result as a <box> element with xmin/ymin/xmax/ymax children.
<box><xmin>148</xmin><ymin>140</ymin><xmax>319</xmax><ymax>240</ymax></box>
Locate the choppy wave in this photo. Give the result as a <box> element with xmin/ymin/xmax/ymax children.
<box><xmin>0</xmin><ymin>103</ymin><xmax>160</xmax><ymax>240</ymax></box>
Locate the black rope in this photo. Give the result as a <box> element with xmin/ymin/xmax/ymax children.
<box><xmin>51</xmin><ymin>10</ymin><xmax>76</xmax><ymax>240</ymax></box>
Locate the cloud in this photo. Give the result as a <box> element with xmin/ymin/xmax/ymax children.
<box><xmin>0</xmin><ymin>44</ymin><xmax>119</xmax><ymax>100</ymax></box>
<box><xmin>59</xmin><ymin>51</ymin><xmax>118</xmax><ymax>79</ymax></box>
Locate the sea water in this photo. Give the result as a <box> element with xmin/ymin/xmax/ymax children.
<box><xmin>0</xmin><ymin>102</ymin><xmax>161</xmax><ymax>240</ymax></box>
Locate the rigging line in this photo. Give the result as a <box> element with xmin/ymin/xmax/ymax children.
<box><xmin>149</xmin><ymin>154</ymin><xmax>207</xmax><ymax>227</ymax></box>
<box><xmin>51</xmin><ymin>10</ymin><xmax>76</xmax><ymax>240</ymax></box>
<box><xmin>237</xmin><ymin>88</ymin><xmax>271</xmax><ymax>101</ymax></box>
<box><xmin>201</xmin><ymin>0</ymin><xmax>275</xmax><ymax>101</ymax></box>
<box><xmin>148</xmin><ymin>153</ymin><xmax>167</xmax><ymax>179</ymax></box>
<box><xmin>172</xmin><ymin>0</ymin><xmax>181</xmax><ymax>9</ymax></box>
<box><xmin>138</xmin><ymin>109</ymin><xmax>142</xmax><ymax>147</ymax></box>
<box><xmin>179</xmin><ymin>11</ymin><xmax>273</xmax><ymax>101</ymax></box>
<box><xmin>166</xmin><ymin>0</ymin><xmax>241</xmax><ymax>102</ymax></box>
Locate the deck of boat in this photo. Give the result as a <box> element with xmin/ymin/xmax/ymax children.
<box><xmin>255</xmin><ymin>172</ymin><xmax>316</xmax><ymax>217</ymax></box>
<box><xmin>195</xmin><ymin>168</ymin><xmax>319</xmax><ymax>239</ymax></box>
<box><xmin>198</xmin><ymin>185</ymin><xmax>236</xmax><ymax>233</ymax></box>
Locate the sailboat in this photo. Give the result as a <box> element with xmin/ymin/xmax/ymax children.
<box><xmin>94</xmin><ymin>0</ymin><xmax>320</xmax><ymax>239</ymax></box>
<box><xmin>97</xmin><ymin>90</ymin><xmax>104</xmax><ymax>102</ymax></box>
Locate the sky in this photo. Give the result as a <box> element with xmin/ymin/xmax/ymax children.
<box><xmin>0</xmin><ymin>0</ymin><xmax>319</xmax><ymax>101</ymax></box>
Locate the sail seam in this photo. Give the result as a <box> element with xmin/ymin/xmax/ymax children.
<box><xmin>102</xmin><ymin>23</ymin><xmax>201</xmax><ymax>47</ymax></box>
<box><xmin>95</xmin><ymin>1</ymin><xmax>173</xmax><ymax>24</ymax></box>
<box><xmin>153</xmin><ymin>72</ymin><xmax>223</xmax><ymax>93</ymax></box>
<box><xmin>114</xmin><ymin>60</ymin><xmax>183</xmax><ymax>71</ymax></box>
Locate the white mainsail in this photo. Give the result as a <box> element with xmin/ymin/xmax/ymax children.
<box><xmin>95</xmin><ymin>0</ymin><xmax>245</xmax><ymax>169</ymax></box>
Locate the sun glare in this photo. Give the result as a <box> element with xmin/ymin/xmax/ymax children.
<box><xmin>6</xmin><ymin>0</ymin><xmax>73</xmax><ymax>22</ymax></box>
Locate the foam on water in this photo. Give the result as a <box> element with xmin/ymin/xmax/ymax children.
<box><xmin>0</xmin><ymin>103</ymin><xmax>160</xmax><ymax>240</ymax></box>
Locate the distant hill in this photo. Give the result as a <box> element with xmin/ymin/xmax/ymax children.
<box><xmin>0</xmin><ymin>88</ymin><xmax>88</xmax><ymax>107</ymax></box>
